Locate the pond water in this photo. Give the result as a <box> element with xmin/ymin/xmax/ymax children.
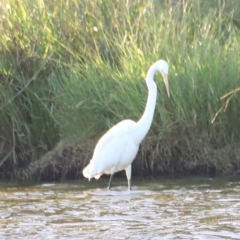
<box><xmin>0</xmin><ymin>177</ymin><xmax>240</xmax><ymax>239</ymax></box>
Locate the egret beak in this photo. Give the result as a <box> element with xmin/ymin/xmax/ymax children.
<box><xmin>163</xmin><ymin>73</ymin><xmax>170</xmax><ymax>98</ymax></box>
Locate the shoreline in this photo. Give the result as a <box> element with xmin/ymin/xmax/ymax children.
<box><xmin>1</xmin><ymin>135</ymin><xmax>239</xmax><ymax>181</ymax></box>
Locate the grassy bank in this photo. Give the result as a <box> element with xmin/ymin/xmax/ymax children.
<box><xmin>0</xmin><ymin>0</ymin><xmax>240</xmax><ymax>180</ymax></box>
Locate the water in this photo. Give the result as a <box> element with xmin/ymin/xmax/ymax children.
<box><xmin>0</xmin><ymin>177</ymin><xmax>240</xmax><ymax>239</ymax></box>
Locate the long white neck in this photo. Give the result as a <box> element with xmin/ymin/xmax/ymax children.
<box><xmin>132</xmin><ymin>63</ymin><xmax>159</xmax><ymax>145</ymax></box>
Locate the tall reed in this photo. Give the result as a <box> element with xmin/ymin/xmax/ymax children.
<box><xmin>0</xmin><ymin>0</ymin><xmax>240</xmax><ymax>178</ymax></box>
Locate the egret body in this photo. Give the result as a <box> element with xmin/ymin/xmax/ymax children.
<box><xmin>83</xmin><ymin>60</ymin><xmax>170</xmax><ymax>190</ymax></box>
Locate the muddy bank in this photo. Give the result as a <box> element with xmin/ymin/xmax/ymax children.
<box><xmin>22</xmin><ymin>132</ymin><xmax>240</xmax><ymax>182</ymax></box>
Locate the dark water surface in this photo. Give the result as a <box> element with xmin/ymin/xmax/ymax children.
<box><xmin>0</xmin><ymin>177</ymin><xmax>240</xmax><ymax>239</ymax></box>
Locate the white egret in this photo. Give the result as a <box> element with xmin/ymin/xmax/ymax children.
<box><xmin>83</xmin><ymin>60</ymin><xmax>170</xmax><ymax>190</ymax></box>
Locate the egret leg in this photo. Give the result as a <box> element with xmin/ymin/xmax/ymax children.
<box><xmin>107</xmin><ymin>174</ymin><xmax>114</xmax><ymax>190</ymax></box>
<box><xmin>125</xmin><ymin>165</ymin><xmax>132</xmax><ymax>191</ymax></box>
<box><xmin>127</xmin><ymin>179</ymin><xmax>131</xmax><ymax>191</ymax></box>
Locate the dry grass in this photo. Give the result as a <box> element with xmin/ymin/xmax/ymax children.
<box><xmin>25</xmin><ymin>132</ymin><xmax>240</xmax><ymax>181</ymax></box>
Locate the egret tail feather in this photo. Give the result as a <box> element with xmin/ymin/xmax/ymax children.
<box><xmin>82</xmin><ymin>164</ymin><xmax>91</xmax><ymax>179</ymax></box>
<box><xmin>94</xmin><ymin>174</ymin><xmax>102</xmax><ymax>179</ymax></box>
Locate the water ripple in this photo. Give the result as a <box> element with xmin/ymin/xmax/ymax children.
<box><xmin>0</xmin><ymin>177</ymin><xmax>240</xmax><ymax>239</ymax></box>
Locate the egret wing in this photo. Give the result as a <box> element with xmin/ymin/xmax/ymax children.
<box><xmin>91</xmin><ymin>120</ymin><xmax>135</xmax><ymax>174</ymax></box>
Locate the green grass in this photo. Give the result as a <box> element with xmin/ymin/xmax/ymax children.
<box><xmin>0</xmin><ymin>0</ymin><xmax>240</xmax><ymax>179</ymax></box>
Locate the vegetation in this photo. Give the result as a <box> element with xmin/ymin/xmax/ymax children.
<box><xmin>0</xmin><ymin>0</ymin><xmax>240</xmax><ymax>180</ymax></box>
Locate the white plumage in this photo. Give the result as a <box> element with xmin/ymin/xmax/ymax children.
<box><xmin>83</xmin><ymin>60</ymin><xmax>170</xmax><ymax>190</ymax></box>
